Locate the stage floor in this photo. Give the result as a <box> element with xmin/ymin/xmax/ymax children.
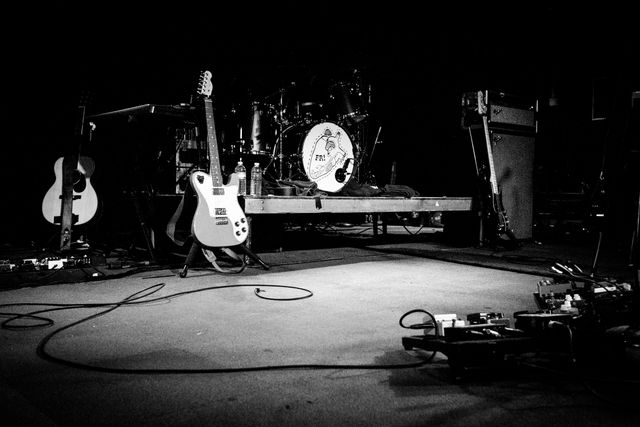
<box><xmin>1</xmin><ymin>243</ymin><xmax>639</xmax><ymax>426</ymax></box>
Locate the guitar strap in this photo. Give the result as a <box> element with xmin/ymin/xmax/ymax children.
<box><xmin>166</xmin><ymin>174</ymin><xmax>246</xmax><ymax>274</ymax></box>
<box><xmin>202</xmin><ymin>247</ymin><xmax>247</xmax><ymax>274</ymax></box>
<box><xmin>165</xmin><ymin>183</ymin><xmax>194</xmax><ymax>247</ymax></box>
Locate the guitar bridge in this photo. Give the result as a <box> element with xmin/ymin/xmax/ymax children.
<box><xmin>215</xmin><ymin>217</ymin><xmax>229</xmax><ymax>226</ymax></box>
<box><xmin>53</xmin><ymin>214</ymin><xmax>79</xmax><ymax>225</ymax></box>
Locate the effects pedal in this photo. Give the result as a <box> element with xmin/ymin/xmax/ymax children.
<box><xmin>427</xmin><ymin>314</ymin><xmax>467</xmax><ymax>336</ymax></box>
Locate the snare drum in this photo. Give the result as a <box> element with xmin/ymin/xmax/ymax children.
<box><xmin>290</xmin><ymin>121</ymin><xmax>355</xmax><ymax>193</ymax></box>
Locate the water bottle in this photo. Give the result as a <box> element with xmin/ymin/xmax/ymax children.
<box><xmin>250</xmin><ymin>162</ymin><xmax>262</xmax><ymax>196</ymax></box>
<box><xmin>234</xmin><ymin>158</ymin><xmax>246</xmax><ymax>196</ymax></box>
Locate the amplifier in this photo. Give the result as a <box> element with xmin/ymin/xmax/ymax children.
<box><xmin>461</xmin><ymin>90</ymin><xmax>537</xmax><ymax>133</ymax></box>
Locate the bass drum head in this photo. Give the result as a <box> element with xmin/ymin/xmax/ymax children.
<box><xmin>301</xmin><ymin>122</ymin><xmax>355</xmax><ymax>193</ymax></box>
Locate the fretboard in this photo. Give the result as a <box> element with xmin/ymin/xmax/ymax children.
<box><xmin>482</xmin><ymin>115</ymin><xmax>500</xmax><ymax>196</ymax></box>
<box><xmin>203</xmin><ymin>98</ymin><xmax>223</xmax><ymax>188</ymax></box>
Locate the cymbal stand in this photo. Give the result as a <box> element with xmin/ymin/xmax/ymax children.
<box><xmin>361</xmin><ymin>125</ymin><xmax>382</xmax><ymax>184</ymax></box>
<box><xmin>352</xmin><ymin>122</ymin><xmax>366</xmax><ymax>182</ymax></box>
<box><xmin>277</xmin><ymin>89</ymin><xmax>285</xmax><ymax>180</ymax></box>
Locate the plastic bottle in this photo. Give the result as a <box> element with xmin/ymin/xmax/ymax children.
<box><xmin>234</xmin><ymin>158</ymin><xmax>246</xmax><ymax>196</ymax></box>
<box><xmin>250</xmin><ymin>162</ymin><xmax>262</xmax><ymax>196</ymax></box>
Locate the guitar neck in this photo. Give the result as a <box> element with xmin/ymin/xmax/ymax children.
<box><xmin>476</xmin><ymin>90</ymin><xmax>499</xmax><ymax>195</ymax></box>
<box><xmin>203</xmin><ymin>98</ymin><xmax>223</xmax><ymax>189</ymax></box>
<box><xmin>481</xmin><ymin>110</ymin><xmax>499</xmax><ymax>196</ymax></box>
<box><xmin>60</xmin><ymin>104</ymin><xmax>89</xmax><ymax>251</ymax></box>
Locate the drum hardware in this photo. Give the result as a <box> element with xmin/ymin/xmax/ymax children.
<box><xmin>233</xmin><ymin>105</ymin><xmax>247</xmax><ymax>153</ymax></box>
<box><xmin>276</xmin><ymin>87</ymin><xmax>287</xmax><ymax>180</ymax></box>
<box><xmin>297</xmin><ymin>101</ymin><xmax>326</xmax><ymax>125</ymax></box>
<box><xmin>219</xmin><ymin>103</ymin><xmax>250</xmax><ymax>157</ymax></box>
<box><xmin>355</xmin><ymin>125</ymin><xmax>382</xmax><ymax>186</ymax></box>
<box><xmin>329</xmin><ymin>79</ymin><xmax>368</xmax><ymax>125</ymax></box>
<box><xmin>262</xmin><ymin>82</ymin><xmax>298</xmax><ymax>125</ymax></box>
<box><xmin>263</xmin><ymin>83</ymin><xmax>302</xmax><ymax>180</ymax></box>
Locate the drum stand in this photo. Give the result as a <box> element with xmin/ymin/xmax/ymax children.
<box><xmin>361</xmin><ymin>125</ymin><xmax>382</xmax><ymax>185</ymax></box>
<box><xmin>351</xmin><ymin>122</ymin><xmax>367</xmax><ymax>183</ymax></box>
<box><xmin>277</xmin><ymin>88</ymin><xmax>285</xmax><ymax>180</ymax></box>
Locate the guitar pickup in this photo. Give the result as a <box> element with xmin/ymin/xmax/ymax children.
<box><xmin>215</xmin><ymin>208</ymin><xmax>227</xmax><ymax>215</ymax></box>
<box><xmin>215</xmin><ymin>217</ymin><xmax>229</xmax><ymax>226</ymax></box>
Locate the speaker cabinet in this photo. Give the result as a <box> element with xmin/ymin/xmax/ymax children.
<box><xmin>490</xmin><ymin>131</ymin><xmax>535</xmax><ymax>240</ymax></box>
<box><xmin>461</xmin><ymin>90</ymin><xmax>537</xmax><ymax>241</ymax></box>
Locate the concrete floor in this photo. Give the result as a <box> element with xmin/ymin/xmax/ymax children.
<box><xmin>2</xmin><ymin>237</ymin><xmax>640</xmax><ymax>426</ymax></box>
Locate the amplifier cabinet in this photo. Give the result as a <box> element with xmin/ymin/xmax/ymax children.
<box><xmin>462</xmin><ymin>90</ymin><xmax>537</xmax><ymax>134</ymax></box>
<box><xmin>490</xmin><ymin>103</ymin><xmax>536</xmax><ymax>130</ymax></box>
<box><xmin>490</xmin><ymin>131</ymin><xmax>535</xmax><ymax>240</ymax></box>
<box><xmin>461</xmin><ymin>90</ymin><xmax>537</xmax><ymax>240</ymax></box>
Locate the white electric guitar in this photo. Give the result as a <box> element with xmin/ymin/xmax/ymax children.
<box><xmin>190</xmin><ymin>70</ymin><xmax>248</xmax><ymax>247</ymax></box>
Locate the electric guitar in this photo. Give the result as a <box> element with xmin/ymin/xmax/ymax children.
<box><xmin>42</xmin><ymin>92</ymin><xmax>99</xmax><ymax>251</ymax></box>
<box><xmin>589</xmin><ymin>170</ymin><xmax>607</xmax><ymax>225</ymax></box>
<box><xmin>190</xmin><ymin>70</ymin><xmax>249</xmax><ymax>247</ymax></box>
<box><xmin>477</xmin><ymin>90</ymin><xmax>518</xmax><ymax>245</ymax></box>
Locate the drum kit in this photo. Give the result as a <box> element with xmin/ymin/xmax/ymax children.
<box><xmin>220</xmin><ymin>70</ymin><xmax>371</xmax><ymax>193</ymax></box>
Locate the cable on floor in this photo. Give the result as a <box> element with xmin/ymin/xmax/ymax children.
<box><xmin>398</xmin><ymin>309</ymin><xmax>438</xmax><ymax>334</ymax></box>
<box><xmin>1</xmin><ymin>283</ymin><xmax>433</xmax><ymax>374</ymax></box>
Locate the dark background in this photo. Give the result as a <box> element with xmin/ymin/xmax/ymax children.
<box><xmin>2</xmin><ymin>2</ymin><xmax>638</xmax><ymax>252</ymax></box>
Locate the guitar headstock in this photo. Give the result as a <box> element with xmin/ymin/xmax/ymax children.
<box><xmin>196</xmin><ymin>70</ymin><xmax>213</xmax><ymax>99</ymax></box>
<box><xmin>477</xmin><ymin>90</ymin><xmax>487</xmax><ymax>116</ymax></box>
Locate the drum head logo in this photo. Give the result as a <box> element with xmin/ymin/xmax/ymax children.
<box><xmin>302</xmin><ymin>122</ymin><xmax>354</xmax><ymax>193</ymax></box>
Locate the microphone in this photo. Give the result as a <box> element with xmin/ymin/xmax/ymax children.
<box><xmin>335</xmin><ymin>158</ymin><xmax>352</xmax><ymax>183</ymax></box>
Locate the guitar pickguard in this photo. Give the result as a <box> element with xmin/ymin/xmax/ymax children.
<box><xmin>190</xmin><ymin>171</ymin><xmax>248</xmax><ymax>248</ymax></box>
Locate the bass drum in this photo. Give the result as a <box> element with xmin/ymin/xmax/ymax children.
<box><xmin>296</xmin><ymin>122</ymin><xmax>356</xmax><ymax>193</ymax></box>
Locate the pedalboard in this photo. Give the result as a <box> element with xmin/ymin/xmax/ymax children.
<box><xmin>403</xmin><ymin>310</ymin><xmax>536</xmax><ymax>377</ymax></box>
<box><xmin>534</xmin><ymin>276</ymin><xmax>635</xmax><ymax>329</ymax></box>
<box><xmin>402</xmin><ymin>266</ymin><xmax>636</xmax><ymax>378</ymax></box>
<box><xmin>0</xmin><ymin>254</ymin><xmax>94</xmax><ymax>273</ymax></box>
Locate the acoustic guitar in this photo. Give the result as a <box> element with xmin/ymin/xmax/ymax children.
<box><xmin>189</xmin><ymin>70</ymin><xmax>249</xmax><ymax>247</ymax></box>
<box><xmin>41</xmin><ymin>92</ymin><xmax>99</xmax><ymax>250</ymax></box>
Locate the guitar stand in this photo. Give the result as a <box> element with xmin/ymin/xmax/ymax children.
<box><xmin>180</xmin><ymin>240</ymin><xmax>269</xmax><ymax>278</ymax></box>
<box><xmin>234</xmin><ymin>244</ymin><xmax>271</xmax><ymax>270</ymax></box>
<box><xmin>499</xmin><ymin>228</ymin><xmax>521</xmax><ymax>249</ymax></box>
<box><xmin>482</xmin><ymin>229</ymin><xmax>521</xmax><ymax>251</ymax></box>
